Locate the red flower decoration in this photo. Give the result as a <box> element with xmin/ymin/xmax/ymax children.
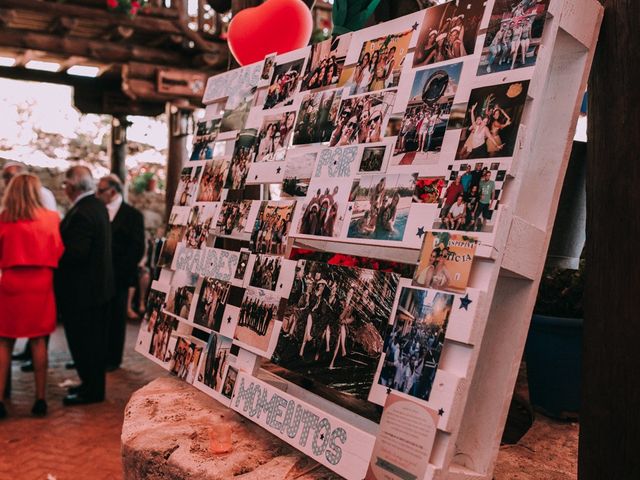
<box><xmin>107</xmin><ymin>0</ymin><xmax>119</xmax><ymax>8</ymax></box>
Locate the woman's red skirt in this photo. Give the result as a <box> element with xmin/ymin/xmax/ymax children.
<box><xmin>0</xmin><ymin>267</ymin><xmax>57</xmax><ymax>338</ymax></box>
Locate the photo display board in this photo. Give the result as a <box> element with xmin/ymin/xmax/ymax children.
<box><xmin>136</xmin><ymin>0</ymin><xmax>602</xmax><ymax>478</ymax></box>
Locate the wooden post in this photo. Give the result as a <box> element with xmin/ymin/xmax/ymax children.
<box><xmin>581</xmin><ymin>1</ymin><xmax>640</xmax><ymax>478</ymax></box>
<box><xmin>165</xmin><ymin>103</ymin><xmax>189</xmax><ymax>222</ymax></box>
<box><xmin>110</xmin><ymin>114</ymin><xmax>128</xmax><ymax>183</ymax></box>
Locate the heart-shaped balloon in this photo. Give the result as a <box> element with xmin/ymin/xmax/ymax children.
<box><xmin>227</xmin><ymin>0</ymin><xmax>313</xmax><ymax>66</ymax></box>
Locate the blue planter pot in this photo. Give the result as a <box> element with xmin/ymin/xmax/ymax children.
<box><xmin>524</xmin><ymin>314</ymin><xmax>582</xmax><ymax>419</ymax></box>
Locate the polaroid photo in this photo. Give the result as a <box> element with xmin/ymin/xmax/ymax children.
<box><xmin>253</xmin><ymin>111</ymin><xmax>297</xmax><ymax>163</ymax></box>
<box><xmin>300</xmin><ymin>34</ymin><xmax>352</xmax><ymax>92</ymax></box>
<box><xmin>214</xmin><ymin>200</ymin><xmax>254</xmax><ymax>242</ymax></box>
<box><xmin>456</xmin><ymin>81</ymin><xmax>530</xmax><ymax>160</ymax></box>
<box><xmin>478</xmin><ymin>0</ymin><xmax>551</xmax><ymax>76</ymax></box>
<box><xmin>434</xmin><ymin>161</ymin><xmax>508</xmax><ymax>234</ymax></box>
<box><xmin>248</xmin><ymin>254</ymin><xmax>283</xmax><ymax>292</ymax></box>
<box><xmin>146</xmin><ymin>313</ymin><xmax>179</xmax><ymax>365</ymax></box>
<box><xmin>292</xmin><ymin>89</ymin><xmax>343</xmax><ymax>145</ymax></box>
<box><xmin>281</xmin><ymin>150</ymin><xmax>318</xmax><ymax>198</ymax></box>
<box><xmin>169</xmin><ymin>334</ymin><xmax>206</xmax><ymax>384</ymax></box>
<box><xmin>184</xmin><ymin>203</ymin><xmax>220</xmax><ymax>250</ymax></box>
<box><xmin>329</xmin><ymin>90</ymin><xmax>397</xmax><ymax>147</ymax></box>
<box><xmin>413</xmin><ymin>232</ymin><xmax>478</xmax><ymax>294</ymax></box>
<box><xmin>173</xmin><ymin>164</ymin><xmax>203</xmax><ymax>207</ymax></box>
<box><xmin>221</xmin><ymin>366</ymin><xmax>238</xmax><ymax>399</ymax></box>
<box><xmin>157</xmin><ymin>224</ymin><xmax>187</xmax><ymax>269</ymax></box>
<box><xmin>391</xmin><ymin>62</ymin><xmax>463</xmax><ymax>166</ymax></box>
<box><xmin>347</xmin><ymin>173</ymin><xmax>417</xmax><ymax>243</ymax></box>
<box><xmin>249</xmin><ymin>200</ymin><xmax>297</xmax><ymax>256</ymax></box>
<box><xmin>358</xmin><ymin>144</ymin><xmax>389</xmax><ymax>174</ymax></box>
<box><xmin>195</xmin><ymin>332</ymin><xmax>234</xmax><ymax>394</ymax></box>
<box><xmin>165</xmin><ymin>270</ymin><xmax>199</xmax><ymax>321</ymax></box>
<box><xmin>234</xmin><ymin>250</ymin><xmax>251</xmax><ymax>282</ymax></box>
<box><xmin>233</xmin><ymin>286</ymin><xmax>283</xmax><ymax>358</ymax></box>
<box><xmin>374</xmin><ymin>286</ymin><xmax>454</xmax><ymax>402</ymax></box>
<box><xmin>260</xmin><ymin>53</ymin><xmax>277</xmax><ymax>85</ymax></box>
<box><xmin>413</xmin><ymin>175</ymin><xmax>448</xmax><ymax>204</ymax></box>
<box><xmin>225</xmin><ymin>130</ymin><xmax>258</xmax><ymax>190</ymax></box>
<box><xmin>271</xmin><ymin>260</ymin><xmax>400</xmax><ymax>402</ymax></box>
<box><xmin>193</xmin><ymin>277</ymin><xmax>232</xmax><ymax>332</ymax></box>
<box><xmin>413</xmin><ymin>0</ymin><xmax>487</xmax><ymax>68</ymax></box>
<box><xmin>191</xmin><ymin>118</ymin><xmax>222</xmax><ymax>161</ymax></box>
<box><xmin>294</xmin><ymin>177</ymin><xmax>352</xmax><ymax>239</ymax></box>
<box><xmin>196</xmin><ymin>158</ymin><xmax>229</xmax><ymax>202</ymax></box>
<box><xmin>263</xmin><ymin>57</ymin><xmax>306</xmax><ymax>110</ymax></box>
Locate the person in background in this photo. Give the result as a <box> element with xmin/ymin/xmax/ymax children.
<box><xmin>0</xmin><ymin>174</ymin><xmax>64</xmax><ymax>418</ymax></box>
<box><xmin>55</xmin><ymin>166</ymin><xmax>114</xmax><ymax>406</ymax></box>
<box><xmin>95</xmin><ymin>174</ymin><xmax>145</xmax><ymax>371</ymax></box>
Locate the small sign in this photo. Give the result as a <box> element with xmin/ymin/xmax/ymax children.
<box><xmin>158</xmin><ymin>70</ymin><xmax>207</xmax><ymax>97</ymax></box>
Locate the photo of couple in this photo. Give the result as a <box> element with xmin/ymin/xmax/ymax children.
<box><xmin>301</xmin><ymin>36</ymin><xmax>349</xmax><ymax>92</ymax></box>
<box><xmin>253</xmin><ymin>112</ymin><xmax>296</xmax><ymax>163</ymax></box>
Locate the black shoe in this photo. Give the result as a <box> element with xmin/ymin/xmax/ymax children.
<box><xmin>12</xmin><ymin>350</ymin><xmax>30</xmax><ymax>361</ymax></box>
<box><xmin>20</xmin><ymin>361</ymin><xmax>34</xmax><ymax>372</ymax></box>
<box><xmin>0</xmin><ymin>401</ymin><xmax>6</xmax><ymax>419</ymax></box>
<box><xmin>67</xmin><ymin>385</ymin><xmax>85</xmax><ymax>395</ymax></box>
<box><xmin>63</xmin><ymin>393</ymin><xmax>104</xmax><ymax>406</ymax></box>
<box><xmin>31</xmin><ymin>399</ymin><xmax>47</xmax><ymax>417</ymax></box>
<box><xmin>65</xmin><ymin>362</ymin><xmax>76</xmax><ymax>370</ymax></box>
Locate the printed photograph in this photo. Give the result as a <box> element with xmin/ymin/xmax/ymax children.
<box><xmin>196</xmin><ymin>158</ymin><xmax>228</xmax><ymax>202</ymax></box>
<box><xmin>149</xmin><ymin>313</ymin><xmax>178</xmax><ymax>362</ymax></box>
<box><xmin>250</xmin><ymin>200</ymin><xmax>296</xmax><ymax>255</ymax></box>
<box><xmin>194</xmin><ymin>277</ymin><xmax>231</xmax><ymax>332</ymax></box>
<box><xmin>198</xmin><ymin>333</ymin><xmax>232</xmax><ymax>392</ymax></box>
<box><xmin>293</xmin><ymin>89</ymin><xmax>343</xmax><ymax>145</ymax></box>
<box><xmin>165</xmin><ymin>270</ymin><xmax>199</xmax><ymax>320</ymax></box>
<box><xmin>191</xmin><ymin>118</ymin><xmax>222</xmax><ymax>160</ymax></box>
<box><xmin>456</xmin><ymin>81</ymin><xmax>530</xmax><ymax>159</ymax></box>
<box><xmin>434</xmin><ymin>162</ymin><xmax>507</xmax><ymax>233</ymax></box>
<box><xmin>329</xmin><ymin>90</ymin><xmax>396</xmax><ymax>146</ymax></box>
<box><xmin>157</xmin><ymin>224</ymin><xmax>186</xmax><ymax>268</ymax></box>
<box><xmin>234</xmin><ymin>286</ymin><xmax>282</xmax><ymax>356</ymax></box>
<box><xmin>413</xmin><ymin>0</ymin><xmax>487</xmax><ymax>67</ymax></box>
<box><xmin>261</xmin><ymin>53</ymin><xmax>276</xmax><ymax>81</ymax></box>
<box><xmin>263</xmin><ymin>58</ymin><xmax>306</xmax><ymax>109</ymax></box>
<box><xmin>281</xmin><ymin>151</ymin><xmax>318</xmax><ymax>197</ymax></box>
<box><xmin>377</xmin><ymin>287</ymin><xmax>453</xmax><ymax>401</ymax></box>
<box><xmin>234</xmin><ymin>250</ymin><xmax>251</xmax><ymax>280</ymax></box>
<box><xmin>272</xmin><ymin>260</ymin><xmax>400</xmax><ymax>401</ymax></box>
<box><xmin>413</xmin><ymin>232</ymin><xmax>478</xmax><ymax>293</ymax></box>
<box><xmin>173</xmin><ymin>165</ymin><xmax>203</xmax><ymax>207</ymax></box>
<box><xmin>478</xmin><ymin>0</ymin><xmax>551</xmax><ymax>75</ymax></box>
<box><xmin>221</xmin><ymin>366</ymin><xmax>238</xmax><ymax>398</ymax></box>
<box><xmin>215</xmin><ymin>200</ymin><xmax>253</xmax><ymax>242</ymax></box>
<box><xmin>347</xmin><ymin>173</ymin><xmax>416</xmax><ymax>242</ymax></box>
<box><xmin>345</xmin><ymin>30</ymin><xmax>413</xmax><ymax>95</ymax></box>
<box><xmin>184</xmin><ymin>203</ymin><xmax>219</xmax><ymax>250</ymax></box>
<box><xmin>249</xmin><ymin>254</ymin><xmax>282</xmax><ymax>291</ymax></box>
<box><xmin>225</xmin><ymin>130</ymin><xmax>258</xmax><ymax>190</ymax></box>
<box><xmin>219</xmin><ymin>64</ymin><xmax>262</xmax><ymax>133</ymax></box>
<box><xmin>296</xmin><ymin>178</ymin><xmax>351</xmax><ymax>238</ymax></box>
<box><xmin>169</xmin><ymin>336</ymin><xmax>204</xmax><ymax>384</ymax></box>
<box><xmin>143</xmin><ymin>289</ymin><xmax>167</xmax><ymax>333</ymax></box>
<box><xmin>392</xmin><ymin>62</ymin><xmax>463</xmax><ymax>165</ymax></box>
<box><xmin>359</xmin><ymin>146</ymin><xmax>387</xmax><ymax>173</ymax></box>
<box><xmin>253</xmin><ymin>111</ymin><xmax>296</xmax><ymax>163</ymax></box>
<box><xmin>413</xmin><ymin>176</ymin><xmax>447</xmax><ymax>204</ymax></box>
<box><xmin>301</xmin><ymin>36</ymin><xmax>350</xmax><ymax>92</ymax></box>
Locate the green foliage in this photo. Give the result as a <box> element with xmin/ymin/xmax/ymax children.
<box><xmin>332</xmin><ymin>0</ymin><xmax>382</xmax><ymax>35</ymax></box>
<box><xmin>132</xmin><ymin>171</ymin><xmax>157</xmax><ymax>194</ymax></box>
<box><xmin>534</xmin><ymin>259</ymin><xmax>584</xmax><ymax>319</ymax></box>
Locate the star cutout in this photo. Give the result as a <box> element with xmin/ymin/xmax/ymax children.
<box><xmin>386</xmin><ymin>387</ymin><xmax>391</xmax><ymax>395</ymax></box>
<box><xmin>319</xmin><ymin>433</ymin><xmax>325</xmax><ymax>440</ymax></box>
<box><xmin>227</xmin><ymin>316</ymin><xmax>232</xmax><ymax>323</ymax></box>
<box><xmin>416</xmin><ymin>226</ymin><xmax>425</xmax><ymax>238</ymax></box>
<box><xmin>279</xmin><ymin>283</ymin><xmax>283</xmax><ymax>289</ymax></box>
<box><xmin>333</xmin><ymin>160</ymin><xmax>337</xmax><ymax>165</ymax></box>
<box><xmin>348</xmin><ymin>205</ymin><xmax>353</xmax><ymax>211</ymax></box>
<box><xmin>254</xmin><ymin>175</ymin><xmax>258</xmax><ymax>180</ymax></box>
<box><xmin>412</xmin><ymin>22</ymin><xmax>420</xmax><ymax>31</ymax></box>
<box><xmin>459</xmin><ymin>294</ymin><xmax>472</xmax><ymax>310</ymax></box>
<box><xmin>276</xmin><ymin>167</ymin><xmax>281</xmax><ymax>174</ymax></box>
<box><xmin>438</xmin><ymin>408</ymin><xmax>445</xmax><ymax>416</ymax></box>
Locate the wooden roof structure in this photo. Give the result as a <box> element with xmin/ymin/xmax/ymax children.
<box><xmin>0</xmin><ymin>0</ymin><xmax>230</xmax><ymax>116</ymax></box>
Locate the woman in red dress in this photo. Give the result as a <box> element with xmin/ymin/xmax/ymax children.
<box><xmin>0</xmin><ymin>174</ymin><xmax>64</xmax><ymax>418</ymax></box>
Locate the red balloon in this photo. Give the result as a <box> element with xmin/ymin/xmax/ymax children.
<box><xmin>227</xmin><ymin>0</ymin><xmax>313</xmax><ymax>66</ymax></box>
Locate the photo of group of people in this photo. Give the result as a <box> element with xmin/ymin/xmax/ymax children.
<box><xmin>413</xmin><ymin>0</ymin><xmax>486</xmax><ymax>67</ymax></box>
<box><xmin>347</xmin><ymin>173</ymin><xmax>416</xmax><ymax>242</ymax></box>
<box><xmin>165</xmin><ymin>271</ymin><xmax>198</xmax><ymax>320</ymax></box>
<box><xmin>174</xmin><ymin>166</ymin><xmax>202</xmax><ymax>207</ymax></box>
<box><xmin>344</xmin><ymin>30</ymin><xmax>412</xmax><ymax>95</ymax></box>
<box><xmin>199</xmin><ymin>333</ymin><xmax>232</xmax><ymax>392</ymax></box>
<box><xmin>329</xmin><ymin>90</ymin><xmax>396</xmax><ymax>146</ymax></box>
<box><xmin>263</xmin><ymin>58</ymin><xmax>305</xmax><ymax>109</ymax></box>
<box><xmin>293</xmin><ymin>89</ymin><xmax>343</xmax><ymax>145</ymax></box>
<box><xmin>250</xmin><ymin>200</ymin><xmax>295</xmax><ymax>255</ymax></box>
<box><xmin>479</xmin><ymin>0</ymin><xmax>550</xmax><ymax>75</ymax></box>
<box><xmin>301</xmin><ymin>36</ymin><xmax>349</xmax><ymax>92</ymax></box>
<box><xmin>253</xmin><ymin>112</ymin><xmax>296</xmax><ymax>163</ymax></box>
<box><xmin>249</xmin><ymin>255</ymin><xmax>282</xmax><ymax>291</ymax></box>
<box><xmin>413</xmin><ymin>232</ymin><xmax>478</xmax><ymax>293</ymax></box>
<box><xmin>377</xmin><ymin>287</ymin><xmax>453</xmax><ymax>401</ymax></box>
<box><xmin>225</xmin><ymin>130</ymin><xmax>257</xmax><ymax>190</ymax></box>
<box><xmin>297</xmin><ymin>180</ymin><xmax>348</xmax><ymax>238</ymax></box>
<box><xmin>169</xmin><ymin>336</ymin><xmax>204</xmax><ymax>384</ymax></box>
<box><xmin>197</xmin><ymin>159</ymin><xmax>228</xmax><ymax>202</ymax></box>
<box><xmin>435</xmin><ymin>162</ymin><xmax>507</xmax><ymax>233</ymax></box>
<box><xmin>184</xmin><ymin>203</ymin><xmax>218</xmax><ymax>250</ymax></box>
<box><xmin>456</xmin><ymin>81</ymin><xmax>530</xmax><ymax>159</ymax></box>
<box><xmin>215</xmin><ymin>200</ymin><xmax>253</xmax><ymax>241</ymax></box>
<box><xmin>272</xmin><ymin>260</ymin><xmax>399</xmax><ymax>401</ymax></box>
<box><xmin>234</xmin><ymin>287</ymin><xmax>281</xmax><ymax>355</ymax></box>
<box><xmin>281</xmin><ymin>151</ymin><xmax>317</xmax><ymax>197</ymax></box>
<box><xmin>194</xmin><ymin>278</ymin><xmax>231</xmax><ymax>332</ymax></box>
<box><xmin>191</xmin><ymin>118</ymin><xmax>221</xmax><ymax>160</ymax></box>
<box><xmin>149</xmin><ymin>314</ymin><xmax>178</xmax><ymax>362</ymax></box>
<box><xmin>393</xmin><ymin>62</ymin><xmax>462</xmax><ymax>164</ymax></box>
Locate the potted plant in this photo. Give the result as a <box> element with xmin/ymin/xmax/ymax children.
<box><xmin>525</xmin><ymin>258</ymin><xmax>584</xmax><ymax>419</ymax></box>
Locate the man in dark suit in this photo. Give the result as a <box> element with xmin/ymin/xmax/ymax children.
<box><xmin>96</xmin><ymin>174</ymin><xmax>145</xmax><ymax>371</ymax></box>
<box><xmin>55</xmin><ymin>166</ymin><xmax>114</xmax><ymax>405</ymax></box>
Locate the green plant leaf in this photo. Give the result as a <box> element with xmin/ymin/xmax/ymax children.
<box><xmin>332</xmin><ymin>0</ymin><xmax>382</xmax><ymax>35</ymax></box>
